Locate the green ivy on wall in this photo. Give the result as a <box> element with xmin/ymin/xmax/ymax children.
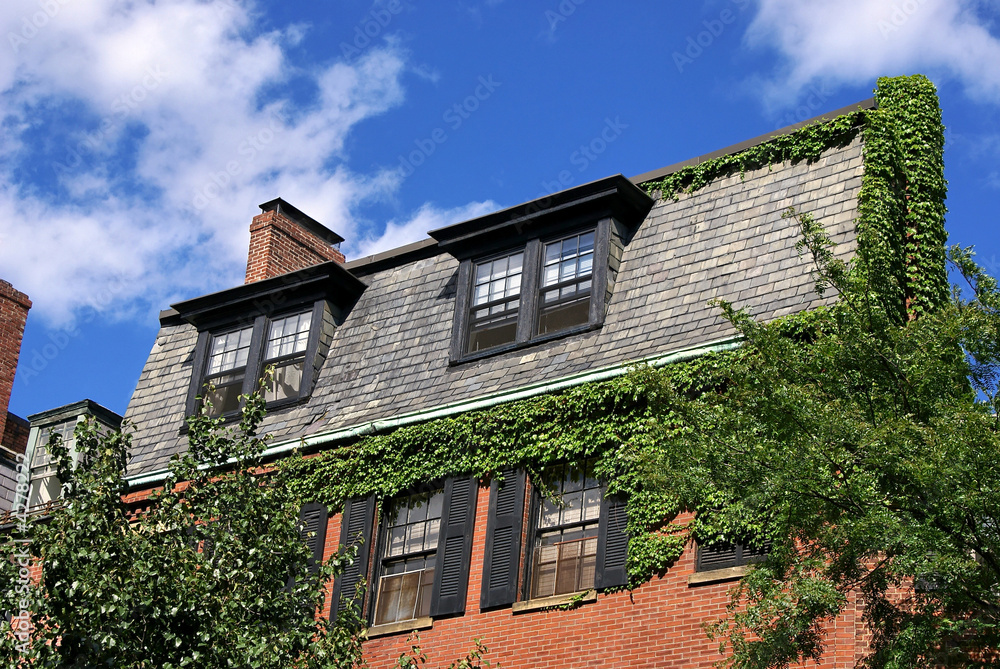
<box><xmin>280</xmin><ymin>75</ymin><xmax>949</xmax><ymax>588</ymax></box>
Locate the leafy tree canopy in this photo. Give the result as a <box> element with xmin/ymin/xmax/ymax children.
<box><xmin>1</xmin><ymin>386</ymin><xmax>366</xmax><ymax>668</ymax></box>
<box><xmin>646</xmin><ymin>210</ymin><xmax>1000</xmax><ymax>669</ymax></box>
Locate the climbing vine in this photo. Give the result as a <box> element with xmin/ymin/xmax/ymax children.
<box><xmin>281</xmin><ymin>75</ymin><xmax>949</xmax><ymax>588</ymax></box>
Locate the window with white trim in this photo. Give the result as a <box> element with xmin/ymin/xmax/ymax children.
<box><xmin>193</xmin><ymin>307</ymin><xmax>321</xmax><ymax>418</ymax></box>
<box><xmin>530</xmin><ymin>460</ymin><xmax>602</xmax><ymax>598</ymax></box>
<box><xmin>456</xmin><ymin>226</ymin><xmax>607</xmax><ymax>361</ymax></box>
<box><xmin>373</xmin><ymin>490</ymin><xmax>444</xmax><ymax>626</ymax></box>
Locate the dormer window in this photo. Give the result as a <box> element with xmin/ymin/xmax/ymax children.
<box><xmin>430</xmin><ymin>175</ymin><xmax>654</xmax><ymax>364</ymax></box>
<box><xmin>468</xmin><ymin>251</ymin><xmax>523</xmax><ymax>354</ymax></box>
<box><xmin>196</xmin><ymin>309</ymin><xmax>316</xmax><ymax>418</ymax></box>
<box><xmin>464</xmin><ymin>230</ymin><xmax>597</xmax><ymax>357</ymax></box>
<box><xmin>202</xmin><ymin>326</ymin><xmax>254</xmax><ymax>416</ymax></box>
<box><xmin>262</xmin><ymin>311</ymin><xmax>313</xmax><ymax>403</ymax></box>
<box><xmin>537</xmin><ymin>230</ymin><xmax>595</xmax><ymax>336</ymax></box>
<box><xmin>170</xmin><ymin>257</ymin><xmax>367</xmax><ymax>420</ymax></box>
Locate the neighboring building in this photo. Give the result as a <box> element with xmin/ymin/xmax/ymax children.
<box><xmin>22</xmin><ymin>400</ymin><xmax>123</xmax><ymax>514</ymax></box>
<box><xmin>116</xmin><ymin>80</ymin><xmax>945</xmax><ymax>667</ymax></box>
<box><xmin>0</xmin><ymin>280</ymin><xmax>31</xmax><ymax>514</ymax></box>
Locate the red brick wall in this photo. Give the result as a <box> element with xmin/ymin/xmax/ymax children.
<box><xmin>315</xmin><ymin>485</ymin><xmax>864</xmax><ymax>669</ymax></box>
<box><xmin>245</xmin><ymin>210</ymin><xmax>346</xmax><ymax>284</ymax></box>
<box><xmin>3</xmin><ymin>413</ymin><xmax>30</xmax><ymax>455</ymax></box>
<box><xmin>117</xmin><ymin>476</ymin><xmax>867</xmax><ymax>668</ymax></box>
<box><xmin>0</xmin><ymin>281</ymin><xmax>31</xmax><ymax>446</ymax></box>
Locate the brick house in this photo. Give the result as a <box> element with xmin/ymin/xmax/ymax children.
<box><xmin>0</xmin><ymin>281</ymin><xmax>32</xmax><ymax>513</ymax></box>
<box><xmin>50</xmin><ymin>80</ymin><xmax>944</xmax><ymax>667</ymax></box>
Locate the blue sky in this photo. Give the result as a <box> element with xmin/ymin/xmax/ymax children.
<box><xmin>2</xmin><ymin>0</ymin><xmax>999</xmax><ymax>419</ymax></box>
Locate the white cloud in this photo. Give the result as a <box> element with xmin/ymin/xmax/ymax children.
<box><xmin>350</xmin><ymin>200</ymin><xmax>500</xmax><ymax>259</ymax></box>
<box><xmin>0</xmin><ymin>0</ymin><xmax>434</xmax><ymax>325</ymax></box>
<box><xmin>746</xmin><ymin>0</ymin><xmax>1000</xmax><ymax>106</ymax></box>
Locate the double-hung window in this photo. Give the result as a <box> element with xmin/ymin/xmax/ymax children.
<box><xmin>262</xmin><ymin>311</ymin><xmax>312</xmax><ymax>403</ymax></box>
<box><xmin>432</xmin><ymin>174</ymin><xmax>654</xmax><ymax>363</ymax></box>
<box><xmin>530</xmin><ymin>460</ymin><xmax>602</xmax><ymax>598</ymax></box>
<box><xmin>479</xmin><ymin>465</ymin><xmax>629</xmax><ymax>610</ymax></box>
<box><xmin>331</xmin><ymin>477</ymin><xmax>478</xmax><ymax>628</ymax></box>
<box><xmin>537</xmin><ymin>231</ymin><xmax>595</xmax><ymax>337</ymax></box>
<box><xmin>202</xmin><ymin>326</ymin><xmax>254</xmax><ymax>417</ymax></box>
<box><xmin>374</xmin><ymin>490</ymin><xmax>443</xmax><ymax>626</ymax></box>
<box><xmin>468</xmin><ymin>251</ymin><xmax>523</xmax><ymax>354</ymax></box>
<box><xmin>460</xmin><ymin>228</ymin><xmax>602</xmax><ymax>358</ymax></box>
<box><xmin>193</xmin><ymin>307</ymin><xmax>320</xmax><ymax>418</ymax></box>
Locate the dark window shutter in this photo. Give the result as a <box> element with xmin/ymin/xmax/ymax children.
<box><xmin>331</xmin><ymin>495</ymin><xmax>375</xmax><ymax>620</ymax></box>
<box><xmin>430</xmin><ymin>475</ymin><xmax>478</xmax><ymax>617</ymax></box>
<box><xmin>696</xmin><ymin>542</ymin><xmax>738</xmax><ymax>571</ymax></box>
<box><xmin>595</xmin><ymin>493</ymin><xmax>629</xmax><ymax>589</ymax></box>
<box><xmin>696</xmin><ymin>540</ymin><xmax>770</xmax><ymax>572</ymax></box>
<box><xmin>480</xmin><ymin>468</ymin><xmax>526</xmax><ymax>609</ymax></box>
<box><xmin>298</xmin><ymin>502</ymin><xmax>329</xmax><ymax>576</ymax></box>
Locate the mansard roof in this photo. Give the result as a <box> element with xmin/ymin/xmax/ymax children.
<box><xmin>123</xmin><ymin>102</ymin><xmax>870</xmax><ymax>482</ymax></box>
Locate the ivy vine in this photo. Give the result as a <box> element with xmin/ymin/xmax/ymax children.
<box><xmin>280</xmin><ymin>75</ymin><xmax>949</xmax><ymax>588</ymax></box>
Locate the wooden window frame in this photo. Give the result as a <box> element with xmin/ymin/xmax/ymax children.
<box><xmin>185</xmin><ymin>301</ymin><xmax>326</xmax><ymax>419</ymax></box>
<box><xmin>449</xmin><ymin>218</ymin><xmax>614</xmax><ymax>364</ymax></box>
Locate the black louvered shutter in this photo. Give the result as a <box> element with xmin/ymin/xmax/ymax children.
<box><xmin>299</xmin><ymin>502</ymin><xmax>329</xmax><ymax>576</ymax></box>
<box><xmin>595</xmin><ymin>493</ymin><xmax>628</xmax><ymax>589</ymax></box>
<box><xmin>331</xmin><ymin>495</ymin><xmax>375</xmax><ymax>620</ymax></box>
<box><xmin>480</xmin><ymin>468</ymin><xmax>526</xmax><ymax>609</ymax></box>
<box><xmin>695</xmin><ymin>542</ymin><xmax>739</xmax><ymax>571</ymax></box>
<box><xmin>430</xmin><ymin>475</ymin><xmax>478</xmax><ymax>617</ymax></box>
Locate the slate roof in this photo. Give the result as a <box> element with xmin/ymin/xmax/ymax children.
<box><xmin>124</xmin><ymin>122</ymin><xmax>865</xmax><ymax>480</ymax></box>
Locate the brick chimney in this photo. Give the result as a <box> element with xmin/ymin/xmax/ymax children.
<box><xmin>0</xmin><ymin>280</ymin><xmax>31</xmax><ymax>454</ymax></box>
<box><xmin>245</xmin><ymin>198</ymin><xmax>346</xmax><ymax>284</ymax></box>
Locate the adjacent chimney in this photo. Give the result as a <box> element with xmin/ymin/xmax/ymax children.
<box><xmin>0</xmin><ymin>280</ymin><xmax>31</xmax><ymax>454</ymax></box>
<box><xmin>245</xmin><ymin>198</ymin><xmax>346</xmax><ymax>284</ymax></box>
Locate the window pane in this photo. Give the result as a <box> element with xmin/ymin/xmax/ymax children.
<box><xmin>561</xmin><ymin>491</ymin><xmax>583</xmax><ymax>524</ymax></box>
<box><xmin>540</xmin><ymin>498</ymin><xmax>560</xmax><ymax>528</ymax></box>
<box><xmin>583</xmin><ymin>488</ymin><xmax>602</xmax><ymax>521</ymax></box>
<box><xmin>266</xmin><ymin>312</ymin><xmax>312</xmax><ymax>360</ymax></box>
<box><xmin>207</xmin><ymin>327</ymin><xmax>253</xmax><ymax>375</ymax></box>
<box><xmin>202</xmin><ymin>372</ymin><xmax>244</xmax><ymax>417</ymax></box>
<box><xmin>468</xmin><ymin>318</ymin><xmax>517</xmax><ymax>353</ymax></box>
<box><xmin>537</xmin><ymin>296</ymin><xmax>590</xmax><ymax>335</ymax></box>
<box><xmin>263</xmin><ymin>359</ymin><xmax>304</xmax><ymax>403</ymax></box>
<box><xmin>388</xmin><ymin>526</ymin><xmax>406</xmax><ymax>558</ymax></box>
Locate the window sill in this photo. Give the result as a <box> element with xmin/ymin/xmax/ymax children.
<box><xmin>367</xmin><ymin>616</ymin><xmax>433</xmax><ymax>638</ymax></box>
<box><xmin>511</xmin><ymin>590</ymin><xmax>597</xmax><ymax>614</ymax></box>
<box><xmin>451</xmin><ymin>321</ymin><xmax>602</xmax><ymax>366</ymax></box>
<box><xmin>687</xmin><ymin>565</ymin><xmax>749</xmax><ymax>586</ymax></box>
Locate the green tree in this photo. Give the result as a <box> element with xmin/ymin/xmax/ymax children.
<box><xmin>0</xmin><ymin>382</ymin><xmax>366</xmax><ymax>668</ymax></box>
<box><xmin>647</xmin><ymin>210</ymin><xmax>1000</xmax><ymax>668</ymax></box>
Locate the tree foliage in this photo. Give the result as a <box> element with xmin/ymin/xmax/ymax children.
<box><xmin>1</xmin><ymin>383</ymin><xmax>366</xmax><ymax>668</ymax></box>
<box><xmin>646</xmin><ymin>209</ymin><xmax>1000</xmax><ymax>668</ymax></box>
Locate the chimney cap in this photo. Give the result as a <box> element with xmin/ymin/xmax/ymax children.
<box><xmin>258</xmin><ymin>197</ymin><xmax>345</xmax><ymax>247</ymax></box>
